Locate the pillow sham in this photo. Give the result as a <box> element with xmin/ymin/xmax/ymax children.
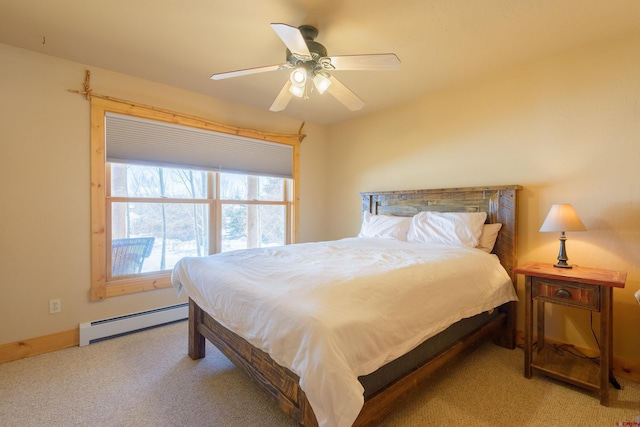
<box><xmin>476</xmin><ymin>223</ymin><xmax>502</xmax><ymax>253</ymax></box>
<box><xmin>407</xmin><ymin>211</ymin><xmax>487</xmax><ymax>247</ymax></box>
<box><xmin>358</xmin><ymin>212</ymin><xmax>411</xmax><ymax>241</ymax></box>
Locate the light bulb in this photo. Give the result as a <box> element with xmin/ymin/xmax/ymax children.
<box><xmin>289</xmin><ymin>68</ymin><xmax>307</xmax><ymax>87</ymax></box>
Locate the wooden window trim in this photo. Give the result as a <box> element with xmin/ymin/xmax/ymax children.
<box><xmin>90</xmin><ymin>97</ymin><xmax>301</xmax><ymax>301</ymax></box>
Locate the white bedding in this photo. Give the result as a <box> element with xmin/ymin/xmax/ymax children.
<box><xmin>171</xmin><ymin>237</ymin><xmax>517</xmax><ymax>427</ymax></box>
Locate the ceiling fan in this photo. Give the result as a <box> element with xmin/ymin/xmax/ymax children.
<box><xmin>210</xmin><ymin>23</ymin><xmax>400</xmax><ymax>112</ymax></box>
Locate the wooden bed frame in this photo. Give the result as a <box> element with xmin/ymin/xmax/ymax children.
<box><xmin>188</xmin><ymin>185</ymin><xmax>521</xmax><ymax>426</ymax></box>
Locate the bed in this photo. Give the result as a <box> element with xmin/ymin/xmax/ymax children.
<box><xmin>171</xmin><ymin>185</ymin><xmax>521</xmax><ymax>427</ymax></box>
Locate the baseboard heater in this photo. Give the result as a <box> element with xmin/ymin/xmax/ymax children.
<box><xmin>79</xmin><ymin>302</ymin><xmax>189</xmax><ymax>346</ymax></box>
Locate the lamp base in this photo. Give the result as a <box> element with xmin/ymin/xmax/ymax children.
<box><xmin>554</xmin><ymin>233</ymin><xmax>572</xmax><ymax>268</ymax></box>
<box><xmin>553</xmin><ymin>262</ymin><xmax>573</xmax><ymax>269</ymax></box>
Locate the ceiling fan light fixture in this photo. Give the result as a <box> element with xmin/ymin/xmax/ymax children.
<box><xmin>288</xmin><ymin>83</ymin><xmax>305</xmax><ymax>98</ymax></box>
<box><xmin>212</xmin><ymin>23</ymin><xmax>400</xmax><ymax>112</ymax></box>
<box><xmin>313</xmin><ymin>72</ymin><xmax>332</xmax><ymax>94</ymax></box>
<box><xmin>289</xmin><ymin>68</ymin><xmax>307</xmax><ymax>87</ymax></box>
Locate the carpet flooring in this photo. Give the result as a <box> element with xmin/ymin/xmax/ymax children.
<box><xmin>1</xmin><ymin>321</ymin><xmax>638</xmax><ymax>426</ymax></box>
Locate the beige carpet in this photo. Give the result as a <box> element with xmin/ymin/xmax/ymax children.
<box><xmin>1</xmin><ymin>321</ymin><xmax>638</xmax><ymax>426</ymax></box>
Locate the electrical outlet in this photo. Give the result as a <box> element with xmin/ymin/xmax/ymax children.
<box><xmin>49</xmin><ymin>299</ymin><xmax>61</xmax><ymax>314</ymax></box>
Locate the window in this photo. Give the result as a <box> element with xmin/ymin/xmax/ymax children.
<box><xmin>90</xmin><ymin>98</ymin><xmax>301</xmax><ymax>300</ymax></box>
<box><xmin>219</xmin><ymin>174</ymin><xmax>290</xmax><ymax>252</ymax></box>
<box><xmin>109</xmin><ymin>164</ymin><xmax>211</xmax><ymax>278</ymax></box>
<box><xmin>109</xmin><ymin>166</ymin><xmax>291</xmax><ymax>276</ymax></box>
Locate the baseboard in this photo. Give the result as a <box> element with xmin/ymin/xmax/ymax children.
<box><xmin>0</xmin><ymin>328</ymin><xmax>79</xmax><ymax>364</ymax></box>
<box><xmin>613</xmin><ymin>355</ymin><xmax>640</xmax><ymax>383</ymax></box>
<box><xmin>2</xmin><ymin>303</ymin><xmax>188</xmax><ymax>363</ymax></box>
<box><xmin>79</xmin><ymin>303</ymin><xmax>188</xmax><ymax>346</ymax></box>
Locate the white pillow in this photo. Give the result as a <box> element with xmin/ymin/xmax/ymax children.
<box><xmin>476</xmin><ymin>223</ymin><xmax>502</xmax><ymax>253</ymax></box>
<box><xmin>358</xmin><ymin>212</ymin><xmax>411</xmax><ymax>241</ymax></box>
<box><xmin>407</xmin><ymin>211</ymin><xmax>487</xmax><ymax>247</ymax></box>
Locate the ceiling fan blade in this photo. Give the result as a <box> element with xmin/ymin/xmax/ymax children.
<box><xmin>271</xmin><ymin>23</ymin><xmax>312</xmax><ymax>60</ymax></box>
<box><xmin>321</xmin><ymin>54</ymin><xmax>400</xmax><ymax>71</ymax></box>
<box><xmin>326</xmin><ymin>75</ymin><xmax>365</xmax><ymax>111</ymax></box>
<box><xmin>211</xmin><ymin>63</ymin><xmax>291</xmax><ymax>80</ymax></box>
<box><xmin>269</xmin><ymin>81</ymin><xmax>294</xmax><ymax>112</ymax></box>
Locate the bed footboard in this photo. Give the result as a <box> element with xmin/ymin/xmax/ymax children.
<box><xmin>189</xmin><ymin>296</ymin><xmax>206</xmax><ymax>360</ymax></box>
<box><xmin>188</xmin><ymin>298</ymin><xmax>318</xmax><ymax>426</ymax></box>
<box><xmin>188</xmin><ymin>297</ymin><xmax>512</xmax><ymax>427</ymax></box>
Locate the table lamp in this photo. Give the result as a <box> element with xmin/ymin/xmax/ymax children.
<box><xmin>539</xmin><ymin>204</ymin><xmax>586</xmax><ymax>268</ymax></box>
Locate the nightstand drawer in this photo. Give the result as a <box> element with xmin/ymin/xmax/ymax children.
<box><xmin>532</xmin><ymin>277</ymin><xmax>600</xmax><ymax>310</ymax></box>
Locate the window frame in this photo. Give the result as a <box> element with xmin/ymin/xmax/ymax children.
<box><xmin>90</xmin><ymin>97</ymin><xmax>301</xmax><ymax>301</ymax></box>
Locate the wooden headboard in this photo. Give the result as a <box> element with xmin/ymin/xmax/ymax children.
<box><xmin>360</xmin><ymin>185</ymin><xmax>522</xmax><ymax>283</ymax></box>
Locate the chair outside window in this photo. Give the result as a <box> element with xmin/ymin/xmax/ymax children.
<box><xmin>112</xmin><ymin>237</ymin><xmax>155</xmax><ymax>276</ymax></box>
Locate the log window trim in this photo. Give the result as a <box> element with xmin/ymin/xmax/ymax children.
<box><xmin>90</xmin><ymin>97</ymin><xmax>301</xmax><ymax>301</ymax></box>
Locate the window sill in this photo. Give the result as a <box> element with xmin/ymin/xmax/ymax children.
<box><xmin>94</xmin><ymin>273</ymin><xmax>173</xmax><ymax>300</ymax></box>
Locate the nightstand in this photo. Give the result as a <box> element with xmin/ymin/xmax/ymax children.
<box><xmin>514</xmin><ymin>262</ymin><xmax>626</xmax><ymax>406</ymax></box>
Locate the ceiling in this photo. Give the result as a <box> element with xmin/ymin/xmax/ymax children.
<box><xmin>2</xmin><ymin>0</ymin><xmax>639</xmax><ymax>126</ymax></box>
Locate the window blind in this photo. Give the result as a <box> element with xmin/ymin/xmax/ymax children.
<box><xmin>105</xmin><ymin>113</ymin><xmax>293</xmax><ymax>178</ymax></box>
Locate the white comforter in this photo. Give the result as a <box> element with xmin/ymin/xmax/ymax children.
<box><xmin>171</xmin><ymin>238</ymin><xmax>517</xmax><ymax>427</ymax></box>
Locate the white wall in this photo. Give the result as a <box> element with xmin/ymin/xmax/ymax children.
<box><xmin>0</xmin><ymin>43</ymin><xmax>330</xmax><ymax>344</ymax></box>
<box><xmin>327</xmin><ymin>34</ymin><xmax>640</xmax><ymax>362</ymax></box>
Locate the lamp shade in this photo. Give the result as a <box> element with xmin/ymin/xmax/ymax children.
<box><xmin>288</xmin><ymin>83</ymin><xmax>305</xmax><ymax>98</ymax></box>
<box><xmin>539</xmin><ymin>204</ymin><xmax>586</xmax><ymax>232</ymax></box>
<box><xmin>313</xmin><ymin>72</ymin><xmax>331</xmax><ymax>94</ymax></box>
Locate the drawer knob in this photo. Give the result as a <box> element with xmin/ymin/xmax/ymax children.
<box><xmin>555</xmin><ymin>288</ymin><xmax>572</xmax><ymax>298</ymax></box>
